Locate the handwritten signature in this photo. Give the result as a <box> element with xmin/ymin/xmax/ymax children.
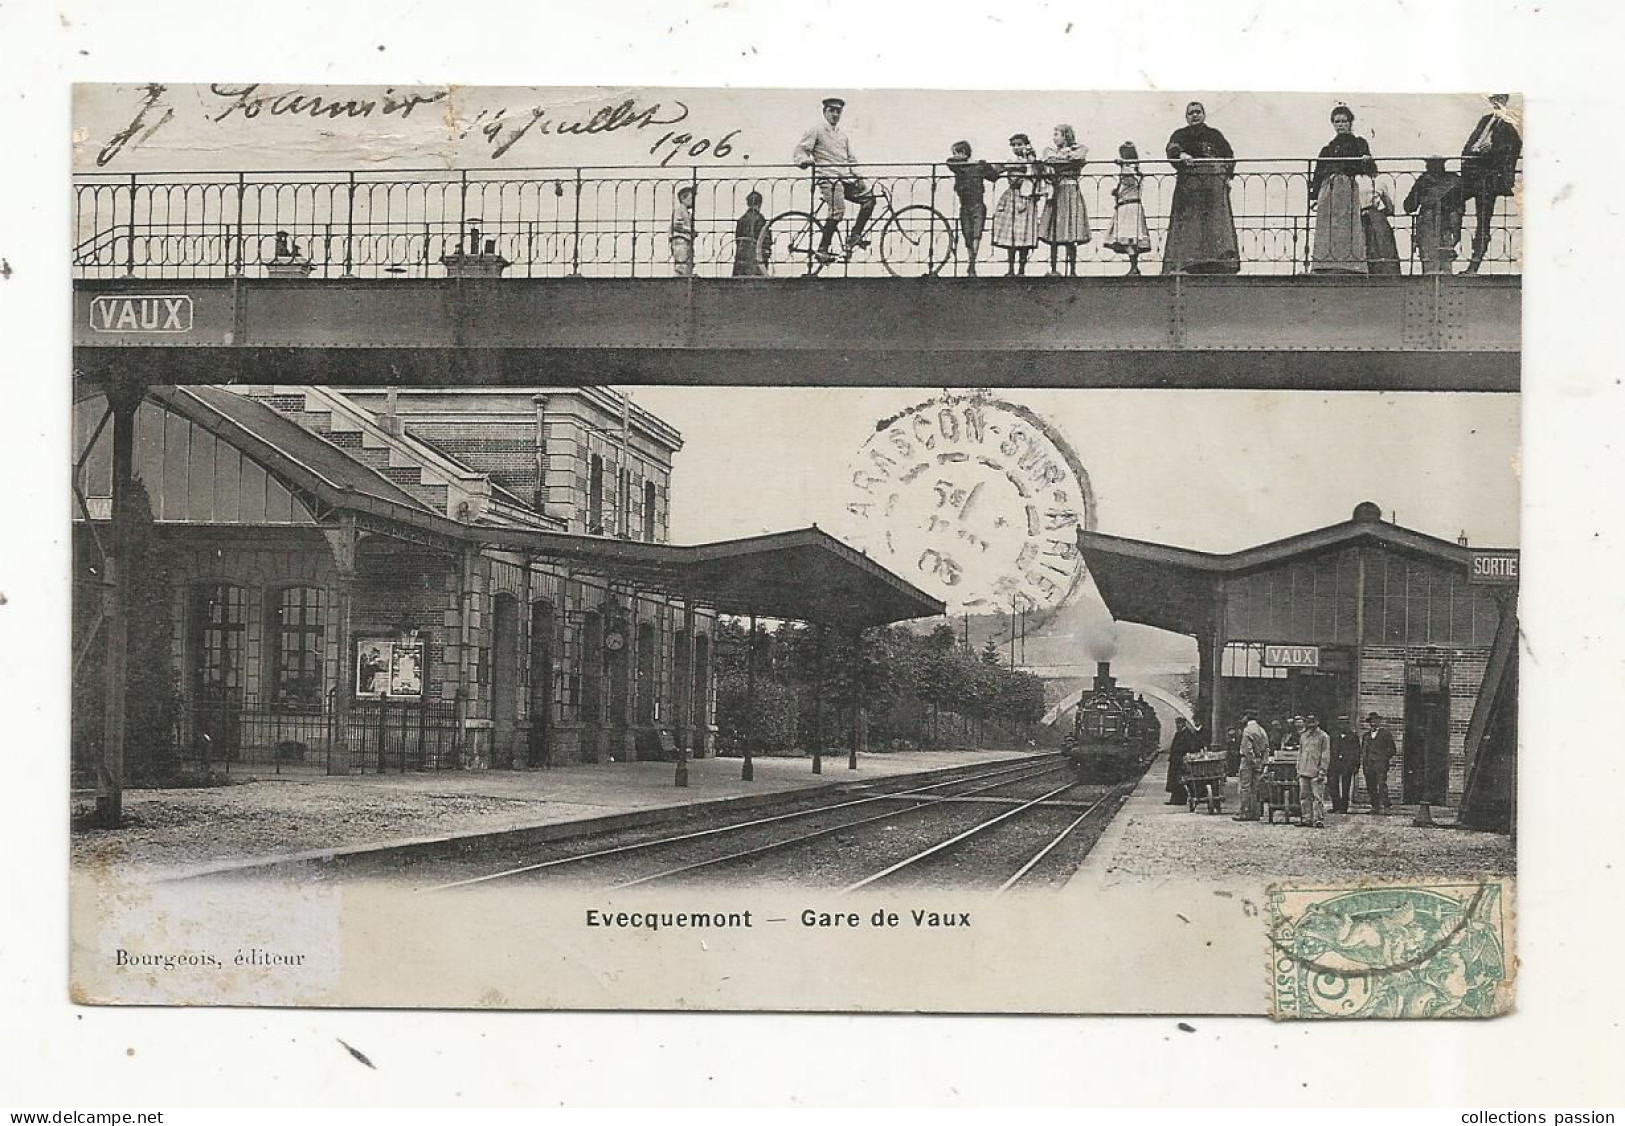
<box><xmin>93</xmin><ymin>84</ymin><xmax>748</xmax><ymax>167</ymax></box>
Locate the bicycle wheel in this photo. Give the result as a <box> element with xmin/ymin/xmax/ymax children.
<box><xmin>879</xmin><ymin>205</ymin><xmax>957</xmax><ymax>277</ymax></box>
<box><xmin>759</xmin><ymin>210</ymin><xmax>826</xmax><ymax>277</ymax></box>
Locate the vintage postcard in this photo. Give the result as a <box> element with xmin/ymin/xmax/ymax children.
<box><xmin>68</xmin><ymin>83</ymin><xmax>1519</xmax><ymax>1014</ymax></box>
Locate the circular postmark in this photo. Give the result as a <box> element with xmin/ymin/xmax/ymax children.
<box><xmin>841</xmin><ymin>393</ymin><xmax>1095</xmax><ymax>621</ymax></box>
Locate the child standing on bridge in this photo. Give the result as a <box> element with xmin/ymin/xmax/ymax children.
<box><xmin>946</xmin><ymin>140</ymin><xmax>999</xmax><ymax>277</ymax></box>
<box><xmin>671</xmin><ymin>185</ymin><xmax>697</xmax><ymax>277</ymax></box>
<box><xmin>992</xmin><ymin>133</ymin><xmax>1044</xmax><ymax>276</ymax></box>
<box><xmin>1105</xmin><ymin>141</ymin><xmax>1153</xmax><ymax>274</ymax></box>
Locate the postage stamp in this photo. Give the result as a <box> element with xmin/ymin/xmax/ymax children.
<box><xmin>841</xmin><ymin>391</ymin><xmax>1095</xmax><ymax>622</ymax></box>
<box><xmin>1266</xmin><ymin>877</ymin><xmax>1515</xmax><ymax>1020</ymax></box>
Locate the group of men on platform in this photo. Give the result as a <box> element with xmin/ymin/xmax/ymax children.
<box><xmin>1165</xmin><ymin>710</ymin><xmax>1397</xmax><ymax>829</ymax></box>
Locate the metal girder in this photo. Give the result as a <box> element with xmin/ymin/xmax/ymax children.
<box><xmin>73</xmin><ymin>275</ymin><xmax>1519</xmax><ymax>391</ymax></box>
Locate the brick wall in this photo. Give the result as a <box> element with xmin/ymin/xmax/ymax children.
<box><xmin>351</xmin><ymin>543</ymin><xmax>461</xmax><ymax>704</ymax></box>
<box><xmin>1358</xmin><ymin>643</ymin><xmax>1492</xmax><ymax>805</ymax></box>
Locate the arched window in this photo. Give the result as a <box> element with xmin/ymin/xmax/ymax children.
<box><xmin>270</xmin><ymin>586</ymin><xmax>326</xmax><ymax>709</ymax></box>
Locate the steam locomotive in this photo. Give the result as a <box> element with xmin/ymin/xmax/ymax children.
<box><xmin>1063</xmin><ymin>662</ymin><xmax>1162</xmax><ymax>782</ymax></box>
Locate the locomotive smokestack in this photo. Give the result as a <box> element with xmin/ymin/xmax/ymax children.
<box><xmin>1094</xmin><ymin>661</ymin><xmax>1115</xmax><ymax>691</ymax></box>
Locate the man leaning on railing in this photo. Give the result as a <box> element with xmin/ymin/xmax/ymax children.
<box><xmin>792</xmin><ymin>96</ymin><xmax>878</xmax><ymax>264</ymax></box>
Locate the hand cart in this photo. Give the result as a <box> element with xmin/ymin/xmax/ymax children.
<box><xmin>1262</xmin><ymin>759</ymin><xmax>1304</xmax><ymax>824</ymax></box>
<box><xmin>1182</xmin><ymin>751</ymin><xmax>1228</xmax><ymax>814</ymax></box>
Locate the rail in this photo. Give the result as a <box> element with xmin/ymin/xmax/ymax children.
<box><xmin>72</xmin><ymin>158</ymin><xmax>1521</xmax><ymax>280</ymax></box>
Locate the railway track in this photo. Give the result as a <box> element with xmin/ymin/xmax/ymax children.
<box><xmin>411</xmin><ymin>752</ymin><xmax>1128</xmax><ymax>893</ymax></box>
<box><xmin>418</xmin><ymin>753</ymin><xmax>1074</xmax><ymax>893</ymax></box>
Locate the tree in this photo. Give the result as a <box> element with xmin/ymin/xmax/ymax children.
<box><xmin>72</xmin><ymin>477</ymin><xmax>182</xmax><ymax>789</ymax></box>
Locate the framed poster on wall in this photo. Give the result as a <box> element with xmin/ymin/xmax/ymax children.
<box><xmin>356</xmin><ymin>636</ymin><xmax>425</xmax><ymax>700</ymax></box>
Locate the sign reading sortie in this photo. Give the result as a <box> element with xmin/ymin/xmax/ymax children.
<box><xmin>1263</xmin><ymin>644</ymin><xmax>1321</xmax><ymax>669</ymax></box>
<box><xmin>1468</xmin><ymin>550</ymin><xmax>1520</xmax><ymax>585</ymax></box>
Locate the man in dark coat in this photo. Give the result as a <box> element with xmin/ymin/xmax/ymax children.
<box><xmin>1165</xmin><ymin>715</ymin><xmax>1200</xmax><ymax>804</ymax></box>
<box><xmin>1460</xmin><ymin>94</ymin><xmax>1522</xmax><ymax>273</ymax></box>
<box><xmin>1360</xmin><ymin>711</ymin><xmax>1398</xmax><ymax>813</ymax></box>
<box><xmin>1329</xmin><ymin>714</ymin><xmax>1362</xmax><ymax>813</ymax></box>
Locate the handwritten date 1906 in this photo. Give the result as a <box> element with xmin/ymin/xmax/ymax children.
<box><xmin>648</xmin><ymin>128</ymin><xmax>744</xmax><ymax>167</ymax></box>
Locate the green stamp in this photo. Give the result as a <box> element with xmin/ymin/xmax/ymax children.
<box><xmin>1267</xmin><ymin>878</ymin><xmax>1514</xmax><ymax>1020</ymax></box>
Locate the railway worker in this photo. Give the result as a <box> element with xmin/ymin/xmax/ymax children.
<box><xmin>1165</xmin><ymin>715</ymin><xmax>1199</xmax><ymax>805</ymax></box>
<box><xmin>792</xmin><ymin>96</ymin><xmax>878</xmax><ymax>264</ymax></box>
<box><xmin>1278</xmin><ymin>715</ymin><xmax>1305</xmax><ymax>761</ymax></box>
<box><xmin>1296</xmin><ymin>715</ymin><xmax>1331</xmax><ymax>829</ymax></box>
<box><xmin>1329</xmin><ymin>715</ymin><xmax>1362</xmax><ymax>813</ymax></box>
<box><xmin>1233</xmin><ymin>710</ymin><xmax>1269</xmax><ymax>821</ymax></box>
<box><xmin>1361</xmin><ymin>712</ymin><xmax>1397</xmax><ymax>814</ymax></box>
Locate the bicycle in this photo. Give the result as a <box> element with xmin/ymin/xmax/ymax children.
<box><xmin>758</xmin><ymin>177</ymin><xmax>958</xmax><ymax>278</ymax></box>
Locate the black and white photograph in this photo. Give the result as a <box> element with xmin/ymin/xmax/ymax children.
<box><xmin>7</xmin><ymin>0</ymin><xmax>1625</xmax><ymax>1109</ymax></box>
<box><xmin>60</xmin><ymin>81</ymin><xmax>1527</xmax><ymax>1016</ymax></box>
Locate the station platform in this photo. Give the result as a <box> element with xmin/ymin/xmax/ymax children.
<box><xmin>1067</xmin><ymin>753</ymin><xmax>1515</xmax><ymax>898</ymax></box>
<box><xmin>70</xmin><ymin>748</ymin><xmax>1033</xmax><ymax>881</ymax></box>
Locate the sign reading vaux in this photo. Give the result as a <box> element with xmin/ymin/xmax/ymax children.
<box><xmin>1263</xmin><ymin>644</ymin><xmax>1321</xmax><ymax>669</ymax></box>
<box><xmin>89</xmin><ymin>294</ymin><xmax>193</xmax><ymax>334</ymax></box>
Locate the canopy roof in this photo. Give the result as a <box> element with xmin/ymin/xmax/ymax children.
<box><xmin>1077</xmin><ymin>504</ymin><xmax>1513</xmax><ymax>637</ymax></box>
<box><xmin>88</xmin><ymin>385</ymin><xmax>943</xmax><ymax>629</ymax></box>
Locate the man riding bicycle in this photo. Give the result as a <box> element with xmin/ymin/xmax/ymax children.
<box><xmin>792</xmin><ymin>96</ymin><xmax>878</xmax><ymax>263</ymax></box>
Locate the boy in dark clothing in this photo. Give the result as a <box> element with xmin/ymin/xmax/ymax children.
<box><xmin>946</xmin><ymin>140</ymin><xmax>999</xmax><ymax>276</ymax></box>
<box><xmin>1404</xmin><ymin>156</ymin><xmax>1466</xmax><ymax>275</ymax></box>
<box><xmin>732</xmin><ymin>190</ymin><xmax>769</xmax><ymax>276</ymax></box>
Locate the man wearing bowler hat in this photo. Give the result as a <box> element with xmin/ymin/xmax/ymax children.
<box><xmin>1361</xmin><ymin>711</ymin><xmax>1397</xmax><ymax>814</ymax></box>
<box><xmin>792</xmin><ymin>96</ymin><xmax>877</xmax><ymax>264</ymax></box>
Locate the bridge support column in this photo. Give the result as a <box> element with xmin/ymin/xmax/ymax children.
<box><xmin>95</xmin><ymin>373</ymin><xmax>145</xmax><ymax>828</ymax></box>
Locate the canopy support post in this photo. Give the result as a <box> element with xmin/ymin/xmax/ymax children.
<box><xmin>742</xmin><ymin>612</ymin><xmax>757</xmax><ymax>782</ymax></box>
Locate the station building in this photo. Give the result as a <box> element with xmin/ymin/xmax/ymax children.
<box><xmin>1077</xmin><ymin>502</ymin><xmax>1517</xmax><ymax>826</ymax></box>
<box><xmin>72</xmin><ymin>383</ymin><xmax>937</xmax><ymax>778</ymax></box>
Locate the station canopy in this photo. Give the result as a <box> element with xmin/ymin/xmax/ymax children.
<box><xmin>80</xmin><ymin>383</ymin><xmax>943</xmax><ymax>631</ymax></box>
<box><xmin>1076</xmin><ymin>503</ymin><xmax>1499</xmax><ymax>638</ymax></box>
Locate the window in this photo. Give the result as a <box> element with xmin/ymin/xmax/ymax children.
<box><xmin>618</xmin><ymin>466</ymin><xmax>631</xmax><ymax>538</ymax></box>
<box><xmin>190</xmin><ymin>584</ymin><xmax>245</xmax><ymax>697</ymax></box>
<box><xmin>643</xmin><ymin>480</ymin><xmax>657</xmax><ymax>542</ymax></box>
<box><xmin>270</xmin><ymin>586</ymin><xmax>326</xmax><ymax>709</ymax></box>
<box><xmin>1221</xmin><ymin>642</ymin><xmax>1288</xmax><ymax>679</ymax></box>
<box><xmin>588</xmin><ymin>453</ymin><xmax>604</xmax><ymax>533</ymax></box>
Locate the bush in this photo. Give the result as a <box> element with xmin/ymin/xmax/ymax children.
<box><xmin>715</xmin><ymin>672</ymin><xmax>800</xmax><ymax>756</ymax></box>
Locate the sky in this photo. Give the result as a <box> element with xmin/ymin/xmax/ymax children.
<box><xmin>624</xmin><ymin>386</ymin><xmax>1519</xmax><ymax>670</ymax></box>
<box><xmin>626</xmin><ymin>386</ymin><xmax>1520</xmax><ymax>552</ymax></box>
<box><xmin>72</xmin><ymin>84</ymin><xmax>1514</xmax><ymax>175</ymax></box>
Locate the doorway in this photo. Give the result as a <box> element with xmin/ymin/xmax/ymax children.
<box><xmin>491</xmin><ymin>594</ymin><xmax>520</xmax><ymax>768</ymax></box>
<box><xmin>1402</xmin><ymin>662</ymin><xmax>1452</xmax><ymax>804</ymax></box>
<box><xmin>527</xmin><ymin>601</ymin><xmax>554</xmax><ymax>767</ymax></box>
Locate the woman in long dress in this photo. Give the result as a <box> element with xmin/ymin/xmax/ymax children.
<box><xmin>1161</xmin><ymin>101</ymin><xmax>1240</xmax><ymax>275</ymax></box>
<box><xmin>1310</xmin><ymin>104</ymin><xmax>1377</xmax><ymax>274</ymax></box>
<box><xmin>1040</xmin><ymin>124</ymin><xmax>1090</xmax><ymax>276</ymax></box>
<box><xmin>991</xmin><ymin>133</ymin><xmax>1044</xmax><ymax>276</ymax></box>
